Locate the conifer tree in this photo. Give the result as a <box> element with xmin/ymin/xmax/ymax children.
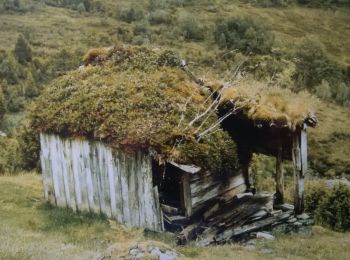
<box><xmin>24</xmin><ymin>71</ymin><xmax>39</xmax><ymax>98</ymax></box>
<box><xmin>0</xmin><ymin>85</ymin><xmax>7</xmax><ymax>121</ymax></box>
<box><xmin>14</xmin><ymin>34</ymin><xmax>32</xmax><ymax>64</ymax></box>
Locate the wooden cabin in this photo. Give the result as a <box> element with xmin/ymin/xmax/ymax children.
<box><xmin>34</xmin><ymin>45</ymin><xmax>318</xmax><ymax>235</ymax></box>
<box><xmin>40</xmin><ymin>133</ymin><xmax>247</xmax><ymax>231</ymax></box>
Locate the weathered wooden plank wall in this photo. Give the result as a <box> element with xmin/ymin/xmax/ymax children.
<box><xmin>189</xmin><ymin>172</ymin><xmax>246</xmax><ymax>214</ymax></box>
<box><xmin>40</xmin><ymin>133</ymin><xmax>163</xmax><ymax>231</ymax></box>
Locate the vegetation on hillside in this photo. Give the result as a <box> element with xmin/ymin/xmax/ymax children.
<box><xmin>0</xmin><ymin>1</ymin><xmax>349</xmax><ymax>180</ymax></box>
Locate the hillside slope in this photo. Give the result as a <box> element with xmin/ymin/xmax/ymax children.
<box><xmin>0</xmin><ymin>1</ymin><xmax>349</xmax><ymax>177</ymax></box>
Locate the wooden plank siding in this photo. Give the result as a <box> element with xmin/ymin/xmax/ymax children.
<box><xmin>189</xmin><ymin>172</ymin><xmax>246</xmax><ymax>215</ymax></box>
<box><xmin>40</xmin><ymin>133</ymin><xmax>164</xmax><ymax>231</ymax></box>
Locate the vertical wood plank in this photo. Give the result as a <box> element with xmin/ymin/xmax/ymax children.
<box><xmin>153</xmin><ymin>185</ymin><xmax>164</xmax><ymax>232</ymax></box>
<box><xmin>58</xmin><ymin>137</ymin><xmax>70</xmax><ymax>209</ymax></box>
<box><xmin>293</xmin><ymin>131</ymin><xmax>304</xmax><ymax>214</ymax></box>
<box><xmin>141</xmin><ymin>153</ymin><xmax>154</xmax><ymax>229</ymax></box>
<box><xmin>63</xmin><ymin>138</ymin><xmax>77</xmax><ymax>211</ymax></box>
<box><xmin>275</xmin><ymin>145</ymin><xmax>284</xmax><ymax>205</ymax></box>
<box><xmin>71</xmin><ymin>139</ymin><xmax>83</xmax><ymax>211</ymax></box>
<box><xmin>113</xmin><ymin>150</ymin><xmax>124</xmax><ymax>223</ymax></box>
<box><xmin>120</xmin><ymin>152</ymin><xmax>130</xmax><ymax>224</ymax></box>
<box><xmin>106</xmin><ymin>147</ymin><xmax>117</xmax><ymax>220</ymax></box>
<box><xmin>51</xmin><ymin>135</ymin><xmax>67</xmax><ymax>207</ymax></box>
<box><xmin>180</xmin><ymin>173</ymin><xmax>192</xmax><ymax>217</ymax></box>
<box><xmin>128</xmin><ymin>152</ymin><xmax>140</xmax><ymax>226</ymax></box>
<box><xmin>87</xmin><ymin>142</ymin><xmax>101</xmax><ymax>214</ymax></box>
<box><xmin>301</xmin><ymin>128</ymin><xmax>308</xmax><ymax>173</ymax></box>
<box><xmin>40</xmin><ymin>134</ymin><xmax>56</xmax><ymax>205</ymax></box>
<box><xmin>97</xmin><ymin>142</ymin><xmax>112</xmax><ymax>218</ymax></box>
<box><xmin>77</xmin><ymin>139</ymin><xmax>89</xmax><ymax>212</ymax></box>
<box><xmin>136</xmin><ymin>151</ymin><xmax>145</xmax><ymax>227</ymax></box>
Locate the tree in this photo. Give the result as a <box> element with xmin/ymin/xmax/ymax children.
<box><xmin>294</xmin><ymin>36</ymin><xmax>339</xmax><ymax>89</ymax></box>
<box><xmin>0</xmin><ymin>54</ymin><xmax>19</xmax><ymax>84</ymax></box>
<box><xmin>315</xmin><ymin>80</ymin><xmax>332</xmax><ymax>100</ymax></box>
<box><xmin>179</xmin><ymin>15</ymin><xmax>204</xmax><ymax>41</ymax></box>
<box><xmin>24</xmin><ymin>71</ymin><xmax>39</xmax><ymax>98</ymax></box>
<box><xmin>214</xmin><ymin>17</ymin><xmax>274</xmax><ymax>54</ymax></box>
<box><xmin>0</xmin><ymin>85</ymin><xmax>6</xmax><ymax>121</ymax></box>
<box><xmin>77</xmin><ymin>2</ymin><xmax>85</xmax><ymax>13</ymax></box>
<box><xmin>14</xmin><ymin>34</ymin><xmax>32</xmax><ymax>64</ymax></box>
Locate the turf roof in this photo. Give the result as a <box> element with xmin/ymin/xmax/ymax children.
<box><xmin>30</xmin><ymin>45</ymin><xmax>237</xmax><ymax>173</ymax></box>
<box><xmin>31</xmin><ymin>44</ymin><xmax>317</xmax><ymax>172</ymax></box>
<box><xmin>219</xmin><ymin>80</ymin><xmax>317</xmax><ymax>130</ymax></box>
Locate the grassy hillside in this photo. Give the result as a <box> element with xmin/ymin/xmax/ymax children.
<box><xmin>1</xmin><ymin>2</ymin><xmax>350</xmax><ymax>63</ymax></box>
<box><xmin>1</xmin><ymin>174</ymin><xmax>349</xmax><ymax>260</ymax></box>
<box><xmin>0</xmin><ymin>1</ymin><xmax>349</xmax><ymax>174</ymax></box>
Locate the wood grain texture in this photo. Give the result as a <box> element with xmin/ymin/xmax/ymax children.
<box><xmin>39</xmin><ymin>133</ymin><xmax>162</xmax><ymax>231</ymax></box>
<box><xmin>293</xmin><ymin>131</ymin><xmax>305</xmax><ymax>214</ymax></box>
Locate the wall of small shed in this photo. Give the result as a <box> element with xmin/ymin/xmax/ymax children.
<box><xmin>40</xmin><ymin>134</ymin><xmax>164</xmax><ymax>231</ymax></box>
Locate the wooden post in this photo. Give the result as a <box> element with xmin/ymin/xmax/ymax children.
<box><xmin>274</xmin><ymin>145</ymin><xmax>284</xmax><ymax>206</ymax></box>
<box><xmin>293</xmin><ymin>125</ymin><xmax>307</xmax><ymax>214</ymax></box>
<box><xmin>242</xmin><ymin>163</ymin><xmax>252</xmax><ymax>191</ymax></box>
<box><xmin>180</xmin><ymin>173</ymin><xmax>192</xmax><ymax>217</ymax></box>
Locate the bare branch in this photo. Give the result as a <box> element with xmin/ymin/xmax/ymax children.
<box><xmin>197</xmin><ymin>101</ymin><xmax>248</xmax><ymax>140</ymax></box>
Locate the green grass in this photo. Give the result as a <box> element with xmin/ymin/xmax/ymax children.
<box><xmin>1</xmin><ymin>2</ymin><xmax>349</xmax><ymax>65</ymax></box>
<box><xmin>0</xmin><ymin>173</ymin><xmax>350</xmax><ymax>259</ymax></box>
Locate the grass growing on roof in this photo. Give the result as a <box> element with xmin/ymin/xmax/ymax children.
<box><xmin>220</xmin><ymin>80</ymin><xmax>317</xmax><ymax>129</ymax></box>
<box><xmin>30</xmin><ymin>45</ymin><xmax>237</xmax><ymax>173</ymax></box>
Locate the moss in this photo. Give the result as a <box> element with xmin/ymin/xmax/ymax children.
<box><xmin>30</xmin><ymin>45</ymin><xmax>237</xmax><ymax>173</ymax></box>
<box><xmin>220</xmin><ymin>80</ymin><xmax>317</xmax><ymax>129</ymax></box>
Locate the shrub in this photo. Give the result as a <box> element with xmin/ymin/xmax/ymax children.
<box><xmin>77</xmin><ymin>2</ymin><xmax>85</xmax><ymax>13</ymax></box>
<box><xmin>149</xmin><ymin>10</ymin><xmax>172</xmax><ymax>25</ymax></box>
<box><xmin>17</xmin><ymin>125</ymin><xmax>40</xmax><ymax>171</ymax></box>
<box><xmin>293</xmin><ymin>36</ymin><xmax>340</xmax><ymax>89</ymax></box>
<box><xmin>315</xmin><ymin>80</ymin><xmax>332</xmax><ymax>100</ymax></box>
<box><xmin>131</xmin><ymin>35</ymin><xmax>150</xmax><ymax>46</ymax></box>
<box><xmin>24</xmin><ymin>71</ymin><xmax>39</xmax><ymax>98</ymax></box>
<box><xmin>333</xmin><ymin>82</ymin><xmax>350</xmax><ymax>106</ymax></box>
<box><xmin>305</xmin><ymin>181</ymin><xmax>350</xmax><ymax>231</ymax></box>
<box><xmin>0</xmin><ymin>86</ymin><xmax>6</xmax><ymax>121</ymax></box>
<box><xmin>148</xmin><ymin>0</ymin><xmax>167</xmax><ymax>11</ymax></box>
<box><xmin>314</xmin><ymin>184</ymin><xmax>350</xmax><ymax>231</ymax></box>
<box><xmin>0</xmin><ymin>137</ymin><xmax>19</xmax><ymax>174</ymax></box>
<box><xmin>7</xmin><ymin>86</ymin><xmax>25</xmax><ymax>112</ymax></box>
<box><xmin>0</xmin><ymin>54</ymin><xmax>20</xmax><ymax>84</ymax></box>
<box><xmin>117</xmin><ymin>6</ymin><xmax>144</xmax><ymax>23</ymax></box>
<box><xmin>14</xmin><ymin>34</ymin><xmax>32</xmax><ymax>64</ymax></box>
<box><xmin>305</xmin><ymin>180</ymin><xmax>329</xmax><ymax>215</ymax></box>
<box><xmin>214</xmin><ymin>17</ymin><xmax>274</xmax><ymax>54</ymax></box>
<box><xmin>179</xmin><ymin>15</ymin><xmax>204</xmax><ymax>41</ymax></box>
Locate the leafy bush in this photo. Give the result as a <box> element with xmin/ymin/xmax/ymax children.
<box><xmin>315</xmin><ymin>80</ymin><xmax>332</xmax><ymax>100</ymax></box>
<box><xmin>293</xmin><ymin>37</ymin><xmax>341</xmax><ymax>88</ymax></box>
<box><xmin>0</xmin><ymin>54</ymin><xmax>20</xmax><ymax>85</ymax></box>
<box><xmin>214</xmin><ymin>17</ymin><xmax>274</xmax><ymax>54</ymax></box>
<box><xmin>179</xmin><ymin>15</ymin><xmax>204</xmax><ymax>41</ymax></box>
<box><xmin>315</xmin><ymin>184</ymin><xmax>350</xmax><ymax>231</ymax></box>
<box><xmin>149</xmin><ymin>10</ymin><xmax>173</xmax><ymax>25</ymax></box>
<box><xmin>6</xmin><ymin>85</ymin><xmax>25</xmax><ymax>112</ymax></box>
<box><xmin>305</xmin><ymin>181</ymin><xmax>350</xmax><ymax>231</ymax></box>
<box><xmin>17</xmin><ymin>125</ymin><xmax>40</xmax><ymax>171</ymax></box>
<box><xmin>117</xmin><ymin>6</ymin><xmax>144</xmax><ymax>23</ymax></box>
<box><xmin>0</xmin><ymin>137</ymin><xmax>19</xmax><ymax>174</ymax></box>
